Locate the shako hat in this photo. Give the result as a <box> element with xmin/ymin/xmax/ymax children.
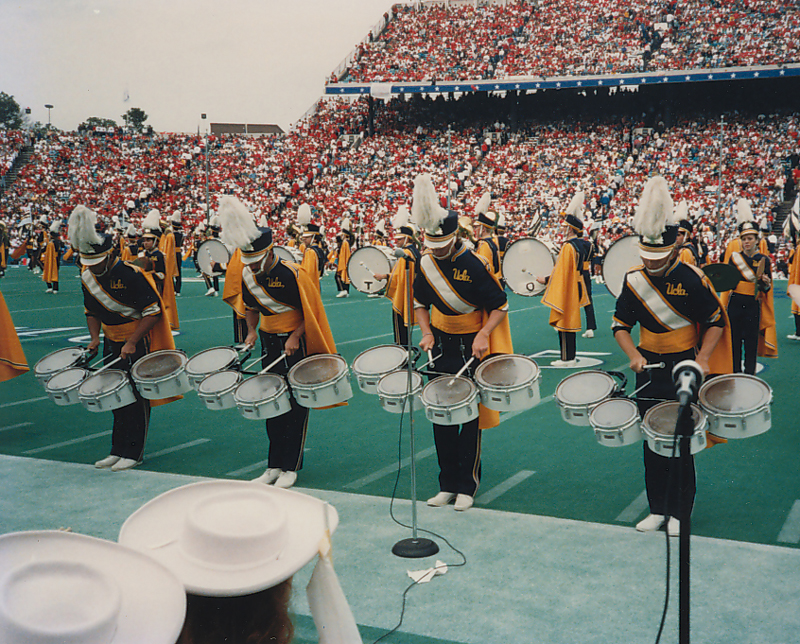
<box><xmin>218</xmin><ymin>196</ymin><xmax>273</xmax><ymax>265</ymax></box>
<box><xmin>633</xmin><ymin>176</ymin><xmax>678</xmax><ymax>260</ymax></box>
<box><xmin>68</xmin><ymin>206</ymin><xmax>114</xmax><ymax>265</ymax></box>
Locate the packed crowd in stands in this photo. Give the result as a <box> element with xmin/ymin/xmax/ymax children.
<box><xmin>1</xmin><ymin>91</ymin><xmax>798</xmax><ymax>272</ymax></box>
<box><xmin>337</xmin><ymin>0</ymin><xmax>800</xmax><ymax>83</ymax></box>
<box><xmin>0</xmin><ymin>130</ymin><xmax>28</xmax><ymax>177</ymax></box>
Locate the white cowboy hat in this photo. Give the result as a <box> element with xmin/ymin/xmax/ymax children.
<box><xmin>118</xmin><ymin>480</ymin><xmax>339</xmax><ymax>597</ymax></box>
<box><xmin>0</xmin><ymin>530</ymin><xmax>186</xmax><ymax>644</ymax></box>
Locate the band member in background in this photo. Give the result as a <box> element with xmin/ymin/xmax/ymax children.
<box><xmin>42</xmin><ymin>219</ymin><xmax>62</xmax><ymax>294</ymax></box>
<box><xmin>722</xmin><ymin>199</ymin><xmax>777</xmax><ymax>373</ymax></box>
<box><xmin>495</xmin><ymin>211</ymin><xmax>510</xmax><ymax>286</ymax></box>
<box><xmin>171</xmin><ymin>210</ymin><xmax>184</xmax><ymax>296</ymax></box>
<box><xmin>203</xmin><ymin>216</ymin><xmax>221</xmax><ymax>296</ymax></box>
<box><xmin>219</xmin><ymin>196</ymin><xmax>339</xmax><ymax>490</ymax></box>
<box><xmin>374</xmin><ymin>205</ymin><xmax>420</xmax><ymax>346</ymax></box>
<box><xmin>411</xmin><ymin>174</ymin><xmax>513</xmax><ymax>512</ymax></box>
<box><xmin>68</xmin><ymin>205</ymin><xmax>178</xmax><ymax>472</ymax></box>
<box><xmin>674</xmin><ymin>201</ymin><xmax>699</xmax><ymax>266</ymax></box>
<box><xmin>473</xmin><ymin>192</ymin><xmax>502</xmax><ymax>283</ymax></box>
<box><xmin>335</xmin><ymin>218</ymin><xmax>353</xmax><ymax>298</ymax></box>
<box><xmin>612</xmin><ymin>176</ymin><xmax>732</xmax><ymax>537</ymax></box>
<box><xmin>0</xmin><ymin>286</ymin><xmax>28</xmax><ymax>382</ymax></box>
<box><xmin>785</xmin><ymin>204</ymin><xmax>800</xmax><ymax>340</ymax></box>
<box><xmin>121</xmin><ymin>224</ymin><xmax>139</xmax><ymax>262</ymax></box>
<box><xmin>140</xmin><ymin>211</ymin><xmax>167</xmax><ymax>294</ymax></box>
<box><xmin>297</xmin><ymin>204</ymin><xmax>326</xmax><ymax>291</ymax></box>
<box><xmin>0</xmin><ymin>221</ymin><xmax>10</xmax><ymax>278</ymax></box>
<box><xmin>540</xmin><ymin>191</ymin><xmax>590</xmax><ymax>366</ymax></box>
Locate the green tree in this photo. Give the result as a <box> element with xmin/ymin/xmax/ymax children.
<box><xmin>81</xmin><ymin>116</ymin><xmax>118</xmax><ymax>130</ymax></box>
<box><xmin>122</xmin><ymin>107</ymin><xmax>148</xmax><ymax>131</ymax></box>
<box><xmin>0</xmin><ymin>92</ymin><xmax>24</xmax><ymax>129</ymax></box>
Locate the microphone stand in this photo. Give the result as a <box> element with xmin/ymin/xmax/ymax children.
<box><xmin>392</xmin><ymin>249</ymin><xmax>439</xmax><ymax>559</ymax></box>
<box><xmin>676</xmin><ymin>397</ymin><xmax>695</xmax><ymax>644</ymax></box>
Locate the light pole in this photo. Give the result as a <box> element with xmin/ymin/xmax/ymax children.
<box><xmin>202</xmin><ymin>114</ymin><xmax>210</xmax><ymax>222</ymax></box>
<box><xmin>44</xmin><ymin>104</ymin><xmax>53</xmax><ymax>127</ymax></box>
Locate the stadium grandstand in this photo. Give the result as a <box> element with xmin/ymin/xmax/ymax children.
<box><xmin>2</xmin><ymin>2</ymin><xmax>800</xmax><ymax>643</ymax></box>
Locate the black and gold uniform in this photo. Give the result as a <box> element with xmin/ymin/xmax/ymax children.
<box><xmin>476</xmin><ymin>236</ymin><xmax>501</xmax><ymax>283</ymax></box>
<box><xmin>572</xmin><ymin>235</ymin><xmax>597</xmax><ymax>334</ymax></box>
<box><xmin>385</xmin><ymin>243</ymin><xmax>421</xmax><ymax>346</ymax></box>
<box><xmin>139</xmin><ymin>245</ymin><xmax>167</xmax><ymax>294</ymax></box>
<box><xmin>172</xmin><ymin>223</ymin><xmax>184</xmax><ymax>295</ymax></box>
<box><xmin>613</xmin><ymin>259</ymin><xmax>729</xmax><ymax>519</ymax></box>
<box><xmin>414</xmin><ymin>241</ymin><xmax>511</xmax><ymax>498</ymax></box>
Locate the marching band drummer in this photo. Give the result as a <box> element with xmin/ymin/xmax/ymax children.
<box><xmin>612</xmin><ymin>176</ymin><xmax>732</xmax><ymax>537</ymax></box>
<box><xmin>335</xmin><ymin>218</ymin><xmax>353</xmax><ymax>298</ymax></box>
<box><xmin>373</xmin><ymin>205</ymin><xmax>420</xmax><ymax>347</ymax></box>
<box><xmin>68</xmin><ymin>205</ymin><xmax>179</xmax><ymax>472</ymax></box>
<box><xmin>218</xmin><ymin>196</ymin><xmax>339</xmax><ymax>490</ymax></box>
<box><xmin>411</xmin><ymin>175</ymin><xmax>513</xmax><ymax>512</ymax></box>
<box><xmin>139</xmin><ymin>211</ymin><xmax>168</xmax><ymax>294</ymax></box>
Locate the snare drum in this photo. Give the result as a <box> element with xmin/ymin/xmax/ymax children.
<box><xmin>555</xmin><ymin>370</ymin><xmax>617</xmax><ymax>426</ymax></box>
<box><xmin>474</xmin><ymin>354</ymin><xmax>540</xmax><ymax>412</ymax></box>
<box><xmin>351</xmin><ymin>344</ymin><xmax>408</xmax><ymax>394</ymax></box>
<box><xmin>186</xmin><ymin>347</ymin><xmax>241</xmax><ymax>389</ymax></box>
<box><xmin>642</xmin><ymin>402</ymin><xmax>707</xmax><ymax>457</ymax></box>
<box><xmin>347</xmin><ymin>246</ymin><xmax>394</xmax><ymax>294</ymax></box>
<box><xmin>233</xmin><ymin>374</ymin><xmax>292</xmax><ymax>420</ymax></box>
<box><xmin>589</xmin><ymin>398</ymin><xmax>642</xmax><ymax>447</ymax></box>
<box><xmin>33</xmin><ymin>347</ymin><xmax>87</xmax><ymax>386</ymax></box>
<box><xmin>288</xmin><ymin>354</ymin><xmax>353</xmax><ymax>408</ymax></box>
<box><xmin>45</xmin><ymin>367</ymin><xmax>89</xmax><ymax>406</ymax></box>
<box><xmin>420</xmin><ymin>376</ymin><xmax>479</xmax><ymax>426</ymax></box>
<box><xmin>79</xmin><ymin>370</ymin><xmax>137</xmax><ymax>412</ymax></box>
<box><xmin>376</xmin><ymin>370</ymin><xmax>424</xmax><ymax>414</ymax></box>
<box><xmin>197</xmin><ymin>370</ymin><xmax>243</xmax><ymax>411</ymax></box>
<box><xmin>131</xmin><ymin>350</ymin><xmax>191</xmax><ymax>400</ymax></box>
<box><xmin>698</xmin><ymin>374</ymin><xmax>772</xmax><ymax>439</ymax></box>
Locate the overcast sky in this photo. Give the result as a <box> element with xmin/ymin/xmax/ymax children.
<box><xmin>1</xmin><ymin>0</ymin><xmax>393</xmax><ymax>133</ymax></box>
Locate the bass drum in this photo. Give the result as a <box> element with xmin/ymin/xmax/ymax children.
<box><xmin>602</xmin><ymin>235</ymin><xmax>641</xmax><ymax>298</ymax></box>
<box><xmin>347</xmin><ymin>246</ymin><xmax>395</xmax><ymax>294</ymax></box>
<box><xmin>502</xmin><ymin>238</ymin><xmax>554</xmax><ymax>296</ymax></box>
<box><xmin>196</xmin><ymin>239</ymin><xmax>231</xmax><ymax>277</ymax></box>
<box><xmin>274</xmin><ymin>245</ymin><xmax>303</xmax><ymax>264</ymax></box>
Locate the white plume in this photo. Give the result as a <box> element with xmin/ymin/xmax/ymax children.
<box><xmin>735</xmin><ymin>199</ymin><xmax>754</xmax><ymax>225</ymax></box>
<box><xmin>170</xmin><ymin>210</ymin><xmax>182</xmax><ymax>223</ymax></box>
<box><xmin>258</xmin><ymin>214</ymin><xmax>268</xmax><ymax>227</ymax></box>
<box><xmin>142</xmin><ymin>209</ymin><xmax>161</xmax><ymax>231</ymax></box>
<box><xmin>633</xmin><ymin>176</ymin><xmax>673</xmax><ymax>239</ymax></box>
<box><xmin>49</xmin><ymin>219</ymin><xmax>62</xmax><ymax>234</ymax></box>
<box><xmin>376</xmin><ymin>219</ymin><xmax>387</xmax><ymax>236</ymax></box>
<box><xmin>565</xmin><ymin>191</ymin><xmax>585</xmax><ymax>222</ymax></box>
<box><xmin>411</xmin><ymin>174</ymin><xmax>447</xmax><ymax>234</ymax></box>
<box><xmin>391</xmin><ymin>205</ymin><xmax>410</xmax><ymax>230</ymax></box>
<box><xmin>341</xmin><ymin>217</ymin><xmax>351</xmax><ymax>232</ymax></box>
<box><xmin>673</xmin><ymin>199</ymin><xmax>689</xmax><ymax>225</ymax></box>
<box><xmin>67</xmin><ymin>205</ymin><xmax>102</xmax><ymax>252</ymax></box>
<box><xmin>297</xmin><ymin>203</ymin><xmax>312</xmax><ymax>227</ymax></box>
<box><xmin>125</xmin><ymin>224</ymin><xmax>137</xmax><ymax>237</ymax></box>
<box><xmin>218</xmin><ymin>196</ymin><xmax>259</xmax><ymax>249</ymax></box>
<box><xmin>474</xmin><ymin>191</ymin><xmax>492</xmax><ymax>216</ymax></box>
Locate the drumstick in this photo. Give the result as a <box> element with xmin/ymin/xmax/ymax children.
<box><xmin>91</xmin><ymin>355</ymin><xmax>125</xmax><ymax>375</ymax></box>
<box><xmin>448</xmin><ymin>356</ymin><xmax>475</xmax><ymax>386</ymax></box>
<box><xmin>359</xmin><ymin>261</ymin><xmax>386</xmax><ymax>280</ymax></box>
<box><xmin>419</xmin><ymin>351</ymin><xmax>441</xmax><ymax>369</ymax></box>
<box><xmin>241</xmin><ymin>355</ymin><xmax>265</xmax><ymax>372</ymax></box>
<box><xmin>258</xmin><ymin>352</ymin><xmax>287</xmax><ymax>374</ymax></box>
<box><xmin>641</xmin><ymin>362</ymin><xmax>665</xmax><ymax>371</ymax></box>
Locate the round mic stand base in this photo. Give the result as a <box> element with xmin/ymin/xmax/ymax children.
<box><xmin>392</xmin><ymin>536</ymin><xmax>439</xmax><ymax>559</ymax></box>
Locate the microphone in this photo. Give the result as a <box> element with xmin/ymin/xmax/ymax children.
<box><xmin>672</xmin><ymin>360</ymin><xmax>703</xmax><ymax>407</ymax></box>
<box><xmin>394</xmin><ymin>248</ymin><xmax>414</xmax><ymax>261</ymax></box>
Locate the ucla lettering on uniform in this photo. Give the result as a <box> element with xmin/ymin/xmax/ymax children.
<box><xmin>266</xmin><ymin>277</ymin><xmax>284</xmax><ymax>288</ymax></box>
<box><xmin>666</xmin><ymin>283</ymin><xmax>687</xmax><ymax>296</ymax></box>
<box><xmin>453</xmin><ymin>268</ymin><xmax>471</xmax><ymax>282</ymax></box>
<box><xmin>109</xmin><ymin>279</ymin><xmax>126</xmax><ymax>290</ymax></box>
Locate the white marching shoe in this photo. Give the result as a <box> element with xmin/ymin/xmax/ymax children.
<box><xmin>787</xmin><ymin>334</ymin><xmax>800</xmax><ymax>341</ymax></box>
<box><xmin>95</xmin><ymin>455</ymin><xmax>121</xmax><ymax>469</ymax></box>
<box><xmin>427</xmin><ymin>492</ymin><xmax>456</xmax><ymax>507</ymax></box>
<box><xmin>111</xmin><ymin>458</ymin><xmax>141</xmax><ymax>471</ymax></box>
<box><xmin>667</xmin><ymin>517</ymin><xmax>680</xmax><ymax>537</ymax></box>
<box><xmin>253</xmin><ymin>468</ymin><xmax>282</xmax><ymax>485</ymax></box>
<box><xmin>550</xmin><ymin>359</ymin><xmax>578</xmax><ymax>368</ymax></box>
<box><xmin>336</xmin><ymin>291</ymin><xmax>349</xmax><ymax>298</ymax></box>
<box><xmin>636</xmin><ymin>513</ymin><xmax>666</xmax><ymax>532</ymax></box>
<box><xmin>274</xmin><ymin>470</ymin><xmax>297</xmax><ymax>489</ymax></box>
<box><xmin>454</xmin><ymin>494</ymin><xmax>474</xmax><ymax>512</ymax></box>
<box><xmin>582</xmin><ymin>329</ymin><xmax>594</xmax><ymax>338</ymax></box>
<box><xmin>205</xmin><ymin>287</ymin><xmax>216</xmax><ymax>296</ymax></box>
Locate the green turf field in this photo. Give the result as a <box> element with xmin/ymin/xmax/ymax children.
<box><xmin>2</xmin><ymin>263</ymin><xmax>799</xmax><ymax>550</ymax></box>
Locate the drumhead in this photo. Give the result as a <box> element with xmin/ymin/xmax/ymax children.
<box><xmin>555</xmin><ymin>371</ymin><xmax>616</xmax><ymax>405</ymax></box>
<box><xmin>347</xmin><ymin>247</ymin><xmax>392</xmax><ymax>294</ymax></box>
<box><xmin>289</xmin><ymin>355</ymin><xmax>346</xmax><ymax>386</ymax></box>
<box><xmin>45</xmin><ymin>367</ymin><xmax>87</xmax><ymax>391</ymax></box>
<box><xmin>377</xmin><ymin>370</ymin><xmax>423</xmax><ymax>396</ymax></box>
<box><xmin>602</xmin><ymin>235</ymin><xmax>641</xmax><ymax>298</ymax></box>
<box><xmin>352</xmin><ymin>345</ymin><xmax>407</xmax><ymax>375</ymax></box>
<box><xmin>643</xmin><ymin>402</ymin><xmax>704</xmax><ymax>437</ymax></box>
<box><xmin>198</xmin><ymin>370</ymin><xmax>242</xmax><ymax>394</ymax></box>
<box><xmin>698</xmin><ymin>374</ymin><xmax>771</xmax><ymax>414</ymax></box>
<box><xmin>186</xmin><ymin>347</ymin><xmax>238</xmax><ymax>376</ymax></box>
<box><xmin>502</xmin><ymin>238</ymin><xmax>554</xmax><ymax>296</ymax></box>
<box><xmin>422</xmin><ymin>376</ymin><xmax>476</xmax><ymax>406</ymax></box>
<box><xmin>475</xmin><ymin>354</ymin><xmax>538</xmax><ymax>387</ymax></box>
<box><xmin>590</xmin><ymin>398</ymin><xmax>639</xmax><ymax>429</ymax></box>
<box><xmin>79</xmin><ymin>371</ymin><xmax>127</xmax><ymax>396</ymax></box>
<box><xmin>235</xmin><ymin>374</ymin><xmax>286</xmax><ymax>403</ymax></box>
<box><xmin>197</xmin><ymin>239</ymin><xmax>231</xmax><ymax>276</ymax></box>
<box><xmin>34</xmin><ymin>347</ymin><xmax>85</xmax><ymax>376</ymax></box>
<box><xmin>132</xmin><ymin>351</ymin><xmax>186</xmax><ymax>380</ymax></box>
<box><xmin>274</xmin><ymin>245</ymin><xmax>302</xmax><ymax>264</ymax></box>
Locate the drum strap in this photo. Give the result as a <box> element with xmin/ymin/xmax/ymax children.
<box><xmin>731</xmin><ymin>253</ymin><xmax>758</xmax><ymax>296</ymax></box>
<box><xmin>83</xmin><ymin>271</ymin><xmax>145</xmax><ymax>321</ymax></box>
<box><xmin>419</xmin><ymin>254</ymin><xmax>476</xmax><ymax>315</ymax></box>
<box><xmin>243</xmin><ymin>270</ymin><xmax>295</xmax><ymax>314</ymax></box>
<box><xmin>626</xmin><ymin>271</ymin><xmax>693</xmax><ymax>332</ymax></box>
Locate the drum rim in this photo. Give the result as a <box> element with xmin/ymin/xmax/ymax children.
<box><xmin>45</xmin><ymin>367</ymin><xmax>88</xmax><ymax>392</ymax></box>
<box><xmin>197</xmin><ymin>239</ymin><xmax>230</xmax><ymax>275</ymax></box>
<box><xmin>287</xmin><ymin>354</ymin><xmax>347</xmax><ymax>388</ymax></box>
<box><xmin>352</xmin><ymin>345</ymin><xmax>408</xmax><ymax>375</ymax></box>
<box><xmin>555</xmin><ymin>370</ymin><xmax>616</xmax><ymax>405</ymax></box>
<box><xmin>186</xmin><ymin>347</ymin><xmax>239</xmax><ymax>375</ymax></box>
<box><xmin>421</xmin><ymin>375</ymin><xmax>477</xmax><ymax>407</ymax></box>
<box><xmin>589</xmin><ymin>397</ymin><xmax>640</xmax><ymax>430</ymax></box>
<box><xmin>474</xmin><ymin>354</ymin><xmax>540</xmax><ymax>387</ymax></box>
<box><xmin>197</xmin><ymin>370</ymin><xmax>243</xmax><ymax>395</ymax></box>
<box><xmin>376</xmin><ymin>369</ymin><xmax>424</xmax><ymax>396</ymax></box>
<box><xmin>34</xmin><ymin>347</ymin><xmax>85</xmax><ymax>374</ymax></box>
<box><xmin>698</xmin><ymin>373</ymin><xmax>772</xmax><ymax>413</ymax></box>
<box><xmin>642</xmin><ymin>401</ymin><xmax>706</xmax><ymax>437</ymax></box>
<box><xmin>131</xmin><ymin>350</ymin><xmax>188</xmax><ymax>382</ymax></box>
<box><xmin>78</xmin><ymin>369</ymin><xmax>130</xmax><ymax>396</ymax></box>
<box><xmin>233</xmin><ymin>373</ymin><xmax>288</xmax><ymax>404</ymax></box>
<box><xmin>601</xmin><ymin>234</ymin><xmax>642</xmax><ymax>298</ymax></box>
